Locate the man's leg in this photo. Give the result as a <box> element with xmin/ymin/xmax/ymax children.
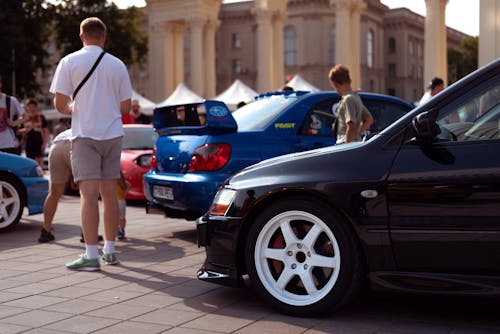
<box><xmin>79</xmin><ymin>179</ymin><xmax>100</xmax><ymax>245</ymax></box>
<box><xmin>42</xmin><ymin>183</ymin><xmax>65</xmax><ymax>232</ymax></box>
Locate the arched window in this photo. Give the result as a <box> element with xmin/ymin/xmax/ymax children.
<box><xmin>388</xmin><ymin>37</ymin><xmax>396</xmax><ymax>53</ymax></box>
<box><xmin>328</xmin><ymin>25</ymin><xmax>335</xmax><ymax>65</ymax></box>
<box><xmin>367</xmin><ymin>29</ymin><xmax>374</xmax><ymax>68</ymax></box>
<box><xmin>284</xmin><ymin>25</ymin><xmax>297</xmax><ymax>66</ymax></box>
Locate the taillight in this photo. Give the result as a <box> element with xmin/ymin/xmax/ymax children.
<box><xmin>189</xmin><ymin>143</ymin><xmax>231</xmax><ymax>171</ymax></box>
<box><xmin>151</xmin><ymin>146</ymin><xmax>157</xmax><ymax>169</ymax></box>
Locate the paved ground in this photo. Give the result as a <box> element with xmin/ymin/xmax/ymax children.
<box><xmin>1</xmin><ymin>195</ymin><xmax>500</xmax><ymax>334</ymax></box>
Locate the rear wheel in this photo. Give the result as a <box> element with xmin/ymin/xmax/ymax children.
<box><xmin>245</xmin><ymin>198</ymin><xmax>364</xmax><ymax>316</ymax></box>
<box><xmin>0</xmin><ymin>175</ymin><xmax>25</xmax><ymax>232</ymax></box>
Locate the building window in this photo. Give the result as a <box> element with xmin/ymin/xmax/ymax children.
<box><xmin>284</xmin><ymin>25</ymin><xmax>297</xmax><ymax>66</ymax></box>
<box><xmin>367</xmin><ymin>29</ymin><xmax>374</xmax><ymax>68</ymax></box>
<box><xmin>388</xmin><ymin>37</ymin><xmax>396</xmax><ymax>53</ymax></box>
<box><xmin>388</xmin><ymin>63</ymin><xmax>396</xmax><ymax>78</ymax></box>
<box><xmin>328</xmin><ymin>26</ymin><xmax>335</xmax><ymax>65</ymax></box>
<box><xmin>232</xmin><ymin>59</ymin><xmax>241</xmax><ymax>74</ymax></box>
<box><xmin>417</xmin><ymin>65</ymin><xmax>423</xmax><ymax>79</ymax></box>
<box><xmin>232</xmin><ymin>33</ymin><xmax>241</xmax><ymax>49</ymax></box>
<box><xmin>409</xmin><ymin>64</ymin><xmax>414</xmax><ymax>78</ymax></box>
<box><xmin>417</xmin><ymin>42</ymin><xmax>423</xmax><ymax>58</ymax></box>
<box><xmin>409</xmin><ymin>39</ymin><xmax>414</xmax><ymax>55</ymax></box>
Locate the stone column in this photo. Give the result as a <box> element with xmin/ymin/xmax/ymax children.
<box><xmin>172</xmin><ymin>22</ymin><xmax>185</xmax><ymax>89</ymax></box>
<box><xmin>479</xmin><ymin>0</ymin><xmax>500</xmax><ymax>66</ymax></box>
<box><xmin>188</xmin><ymin>16</ymin><xmax>205</xmax><ymax>97</ymax></box>
<box><xmin>273</xmin><ymin>11</ymin><xmax>286</xmax><ymax>90</ymax></box>
<box><xmin>204</xmin><ymin>19</ymin><xmax>219</xmax><ymax>98</ymax></box>
<box><xmin>424</xmin><ymin>0</ymin><xmax>448</xmax><ymax>88</ymax></box>
<box><xmin>254</xmin><ymin>7</ymin><xmax>273</xmax><ymax>93</ymax></box>
<box><xmin>148</xmin><ymin>22</ymin><xmax>168</xmax><ymax>102</ymax></box>
<box><xmin>332</xmin><ymin>0</ymin><xmax>351</xmax><ymax>69</ymax></box>
<box><xmin>350</xmin><ymin>0</ymin><xmax>366</xmax><ymax>90</ymax></box>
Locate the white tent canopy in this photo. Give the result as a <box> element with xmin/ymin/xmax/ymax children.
<box><xmin>214</xmin><ymin>79</ymin><xmax>258</xmax><ymax>109</ymax></box>
<box><xmin>157</xmin><ymin>83</ymin><xmax>204</xmax><ymax>107</ymax></box>
<box><xmin>287</xmin><ymin>74</ymin><xmax>320</xmax><ymax>92</ymax></box>
<box><xmin>132</xmin><ymin>89</ymin><xmax>156</xmax><ymax>116</ymax></box>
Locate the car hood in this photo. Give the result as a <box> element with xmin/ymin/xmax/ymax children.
<box><xmin>228</xmin><ymin>141</ymin><xmax>365</xmax><ymax>188</ymax></box>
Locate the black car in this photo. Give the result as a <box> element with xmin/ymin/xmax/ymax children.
<box><xmin>196</xmin><ymin>58</ymin><xmax>500</xmax><ymax>317</ymax></box>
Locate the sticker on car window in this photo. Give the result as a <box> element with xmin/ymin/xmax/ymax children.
<box><xmin>275</xmin><ymin>123</ymin><xmax>296</xmax><ymax>129</ymax></box>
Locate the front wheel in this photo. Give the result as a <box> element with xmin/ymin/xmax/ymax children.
<box><xmin>0</xmin><ymin>175</ymin><xmax>25</xmax><ymax>232</ymax></box>
<box><xmin>245</xmin><ymin>198</ymin><xmax>364</xmax><ymax>316</ymax></box>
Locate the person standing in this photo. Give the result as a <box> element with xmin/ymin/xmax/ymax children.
<box><xmin>18</xmin><ymin>99</ymin><xmax>50</xmax><ymax>168</ymax></box>
<box><xmin>0</xmin><ymin>76</ymin><xmax>27</xmax><ymax>154</ymax></box>
<box><xmin>130</xmin><ymin>99</ymin><xmax>150</xmax><ymax>124</ymax></box>
<box><xmin>50</xmin><ymin>17</ymin><xmax>132</xmax><ymax>271</ymax></box>
<box><xmin>328</xmin><ymin>64</ymin><xmax>373</xmax><ymax>144</ymax></box>
<box><xmin>38</xmin><ymin>128</ymin><xmax>72</xmax><ymax>243</ymax></box>
<box><xmin>419</xmin><ymin>77</ymin><xmax>444</xmax><ymax>105</ymax></box>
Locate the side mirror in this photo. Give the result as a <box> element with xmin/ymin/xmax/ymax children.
<box><xmin>412</xmin><ymin>110</ymin><xmax>440</xmax><ymax>145</ymax></box>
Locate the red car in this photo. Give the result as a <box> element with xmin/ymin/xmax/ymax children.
<box><xmin>121</xmin><ymin>124</ymin><xmax>157</xmax><ymax>200</ymax></box>
<box><xmin>64</xmin><ymin>124</ymin><xmax>156</xmax><ymax>200</ymax></box>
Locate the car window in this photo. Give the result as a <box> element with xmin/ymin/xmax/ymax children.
<box><xmin>233</xmin><ymin>95</ymin><xmax>298</xmax><ymax>131</ymax></box>
<box><xmin>122</xmin><ymin>127</ymin><xmax>158</xmax><ymax>150</ymax></box>
<box><xmin>299</xmin><ymin>98</ymin><xmax>338</xmax><ymax>137</ymax></box>
<box><xmin>436</xmin><ymin>80</ymin><xmax>500</xmax><ymax>142</ymax></box>
<box><xmin>363</xmin><ymin>100</ymin><xmax>410</xmax><ymax>132</ymax></box>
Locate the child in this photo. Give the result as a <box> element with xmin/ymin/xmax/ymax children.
<box><xmin>117</xmin><ymin>171</ymin><xmax>131</xmax><ymax>240</ymax></box>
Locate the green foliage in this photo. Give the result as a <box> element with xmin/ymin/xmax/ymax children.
<box><xmin>52</xmin><ymin>0</ymin><xmax>148</xmax><ymax>66</ymax></box>
<box><xmin>0</xmin><ymin>0</ymin><xmax>147</xmax><ymax>100</ymax></box>
<box><xmin>448</xmin><ymin>36</ymin><xmax>478</xmax><ymax>84</ymax></box>
<box><xmin>0</xmin><ymin>0</ymin><xmax>53</xmax><ymax>98</ymax></box>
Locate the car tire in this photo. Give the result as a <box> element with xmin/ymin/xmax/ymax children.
<box><xmin>245</xmin><ymin>197</ymin><xmax>364</xmax><ymax>317</ymax></box>
<box><xmin>0</xmin><ymin>174</ymin><xmax>25</xmax><ymax>232</ymax></box>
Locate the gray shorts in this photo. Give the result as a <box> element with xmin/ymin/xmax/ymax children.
<box><xmin>71</xmin><ymin>136</ymin><xmax>122</xmax><ymax>183</ymax></box>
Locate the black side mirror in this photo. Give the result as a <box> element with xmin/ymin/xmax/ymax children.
<box><xmin>412</xmin><ymin>110</ymin><xmax>441</xmax><ymax>145</ymax></box>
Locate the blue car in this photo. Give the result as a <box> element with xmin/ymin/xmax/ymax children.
<box><xmin>0</xmin><ymin>152</ymin><xmax>48</xmax><ymax>232</ymax></box>
<box><xmin>143</xmin><ymin>91</ymin><xmax>414</xmax><ymax>220</ymax></box>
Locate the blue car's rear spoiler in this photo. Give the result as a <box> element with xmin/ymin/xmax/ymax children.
<box><xmin>153</xmin><ymin>100</ymin><xmax>238</xmax><ymax>136</ymax></box>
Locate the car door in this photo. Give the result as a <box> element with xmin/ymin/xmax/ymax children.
<box><xmin>387</xmin><ymin>77</ymin><xmax>500</xmax><ymax>275</ymax></box>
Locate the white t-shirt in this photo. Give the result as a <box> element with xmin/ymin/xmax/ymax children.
<box><xmin>49</xmin><ymin>45</ymin><xmax>132</xmax><ymax>140</ymax></box>
<box><xmin>53</xmin><ymin>128</ymin><xmax>72</xmax><ymax>143</ymax></box>
<box><xmin>419</xmin><ymin>91</ymin><xmax>431</xmax><ymax>106</ymax></box>
<box><xmin>0</xmin><ymin>93</ymin><xmax>25</xmax><ymax>149</ymax></box>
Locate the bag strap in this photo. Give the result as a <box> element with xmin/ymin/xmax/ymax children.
<box><xmin>6</xmin><ymin>95</ymin><xmax>10</xmax><ymax>118</ymax></box>
<box><xmin>72</xmin><ymin>51</ymin><xmax>106</xmax><ymax>100</ymax></box>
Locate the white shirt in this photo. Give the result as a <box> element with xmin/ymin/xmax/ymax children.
<box><xmin>419</xmin><ymin>91</ymin><xmax>431</xmax><ymax>106</ymax></box>
<box><xmin>49</xmin><ymin>45</ymin><xmax>132</xmax><ymax>140</ymax></box>
<box><xmin>53</xmin><ymin>128</ymin><xmax>72</xmax><ymax>142</ymax></box>
<box><xmin>0</xmin><ymin>93</ymin><xmax>26</xmax><ymax>149</ymax></box>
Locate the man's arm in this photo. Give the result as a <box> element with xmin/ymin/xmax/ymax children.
<box><xmin>360</xmin><ymin>113</ymin><xmax>374</xmax><ymax>133</ymax></box>
<box><xmin>54</xmin><ymin>93</ymin><xmax>72</xmax><ymax>114</ymax></box>
<box><xmin>345</xmin><ymin>121</ymin><xmax>357</xmax><ymax>143</ymax></box>
<box><xmin>120</xmin><ymin>99</ymin><xmax>132</xmax><ymax>115</ymax></box>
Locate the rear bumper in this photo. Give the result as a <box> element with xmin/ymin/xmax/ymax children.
<box><xmin>143</xmin><ymin>170</ymin><xmax>228</xmax><ymax>216</ymax></box>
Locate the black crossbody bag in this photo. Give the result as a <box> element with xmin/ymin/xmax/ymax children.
<box><xmin>72</xmin><ymin>51</ymin><xmax>106</xmax><ymax>100</ymax></box>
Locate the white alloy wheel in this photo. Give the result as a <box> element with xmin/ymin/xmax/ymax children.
<box><xmin>253</xmin><ymin>210</ymin><xmax>341</xmax><ymax>306</ymax></box>
<box><xmin>0</xmin><ymin>177</ymin><xmax>23</xmax><ymax>231</ymax></box>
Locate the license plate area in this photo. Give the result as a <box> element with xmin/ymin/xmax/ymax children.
<box><xmin>153</xmin><ymin>185</ymin><xmax>174</xmax><ymax>200</ymax></box>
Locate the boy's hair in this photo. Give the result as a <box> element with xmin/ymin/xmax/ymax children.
<box><xmin>80</xmin><ymin>17</ymin><xmax>106</xmax><ymax>40</ymax></box>
<box><xmin>328</xmin><ymin>64</ymin><xmax>352</xmax><ymax>85</ymax></box>
<box><xmin>26</xmin><ymin>98</ymin><xmax>38</xmax><ymax>106</ymax></box>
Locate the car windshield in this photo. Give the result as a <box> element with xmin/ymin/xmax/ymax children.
<box><xmin>122</xmin><ymin>127</ymin><xmax>158</xmax><ymax>150</ymax></box>
<box><xmin>233</xmin><ymin>95</ymin><xmax>298</xmax><ymax>131</ymax></box>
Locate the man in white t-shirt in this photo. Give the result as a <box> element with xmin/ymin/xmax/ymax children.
<box><xmin>0</xmin><ymin>76</ymin><xmax>27</xmax><ymax>154</ymax></box>
<box><xmin>50</xmin><ymin>17</ymin><xmax>132</xmax><ymax>271</ymax></box>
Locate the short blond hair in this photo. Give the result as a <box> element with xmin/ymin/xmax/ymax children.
<box><xmin>80</xmin><ymin>17</ymin><xmax>106</xmax><ymax>40</ymax></box>
<box><xmin>328</xmin><ymin>64</ymin><xmax>351</xmax><ymax>85</ymax></box>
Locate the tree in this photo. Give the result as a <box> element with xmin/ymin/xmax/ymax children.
<box><xmin>0</xmin><ymin>0</ymin><xmax>53</xmax><ymax>98</ymax></box>
<box><xmin>448</xmin><ymin>36</ymin><xmax>478</xmax><ymax>84</ymax></box>
<box><xmin>52</xmin><ymin>0</ymin><xmax>147</xmax><ymax>67</ymax></box>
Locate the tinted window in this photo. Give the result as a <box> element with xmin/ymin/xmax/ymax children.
<box><xmin>436</xmin><ymin>79</ymin><xmax>500</xmax><ymax>142</ymax></box>
<box><xmin>363</xmin><ymin>100</ymin><xmax>410</xmax><ymax>132</ymax></box>
<box><xmin>233</xmin><ymin>95</ymin><xmax>298</xmax><ymax>131</ymax></box>
<box><xmin>299</xmin><ymin>98</ymin><xmax>338</xmax><ymax>137</ymax></box>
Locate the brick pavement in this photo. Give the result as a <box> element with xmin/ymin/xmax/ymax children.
<box><xmin>0</xmin><ymin>195</ymin><xmax>499</xmax><ymax>333</ymax></box>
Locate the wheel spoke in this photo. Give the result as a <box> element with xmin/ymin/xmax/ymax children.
<box><xmin>263</xmin><ymin>247</ymin><xmax>286</xmax><ymax>262</ymax></box>
<box><xmin>302</xmin><ymin>224</ymin><xmax>322</xmax><ymax>248</ymax></box>
<box><xmin>279</xmin><ymin>220</ymin><xmax>297</xmax><ymax>245</ymax></box>
<box><xmin>310</xmin><ymin>253</ymin><xmax>337</xmax><ymax>269</ymax></box>
<box><xmin>0</xmin><ymin>204</ymin><xmax>9</xmax><ymax>219</ymax></box>
<box><xmin>299</xmin><ymin>271</ymin><xmax>319</xmax><ymax>296</ymax></box>
<box><xmin>3</xmin><ymin>196</ymin><xmax>16</xmax><ymax>207</ymax></box>
<box><xmin>276</xmin><ymin>266</ymin><xmax>295</xmax><ymax>290</ymax></box>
